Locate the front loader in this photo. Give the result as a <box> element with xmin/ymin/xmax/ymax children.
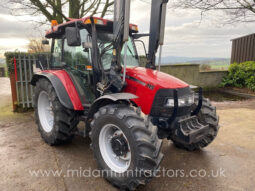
<box><xmin>31</xmin><ymin>0</ymin><xmax>219</xmax><ymax>190</ymax></box>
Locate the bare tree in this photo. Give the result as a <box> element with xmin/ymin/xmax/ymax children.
<box><xmin>27</xmin><ymin>39</ymin><xmax>50</xmax><ymax>53</ymax></box>
<box><xmin>1</xmin><ymin>0</ymin><xmax>114</xmax><ymax>24</ymax></box>
<box><xmin>171</xmin><ymin>0</ymin><xmax>255</xmax><ymax>23</ymax></box>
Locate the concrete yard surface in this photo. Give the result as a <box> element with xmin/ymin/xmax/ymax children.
<box><xmin>0</xmin><ymin>77</ymin><xmax>255</xmax><ymax>191</ymax></box>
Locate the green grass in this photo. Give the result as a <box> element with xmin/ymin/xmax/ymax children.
<box><xmin>210</xmin><ymin>64</ymin><xmax>229</xmax><ymax>70</ymax></box>
<box><xmin>195</xmin><ymin>58</ymin><xmax>230</xmax><ymax>71</ymax></box>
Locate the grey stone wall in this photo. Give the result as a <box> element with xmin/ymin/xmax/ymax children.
<box><xmin>159</xmin><ymin>64</ymin><xmax>228</xmax><ymax>88</ymax></box>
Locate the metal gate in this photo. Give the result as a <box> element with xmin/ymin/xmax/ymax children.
<box><xmin>10</xmin><ymin>53</ymin><xmax>49</xmax><ymax>110</ymax></box>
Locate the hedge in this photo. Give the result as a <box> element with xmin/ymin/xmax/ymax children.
<box><xmin>221</xmin><ymin>61</ymin><xmax>255</xmax><ymax>91</ymax></box>
<box><xmin>4</xmin><ymin>52</ymin><xmax>50</xmax><ymax>76</ymax></box>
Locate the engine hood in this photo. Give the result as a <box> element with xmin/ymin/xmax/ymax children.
<box><xmin>125</xmin><ymin>67</ymin><xmax>188</xmax><ymax>89</ymax></box>
<box><xmin>124</xmin><ymin>67</ymin><xmax>189</xmax><ymax>115</ymax></box>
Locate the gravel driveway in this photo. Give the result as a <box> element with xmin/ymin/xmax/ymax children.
<box><xmin>0</xmin><ymin>77</ymin><xmax>254</xmax><ymax>191</ymax></box>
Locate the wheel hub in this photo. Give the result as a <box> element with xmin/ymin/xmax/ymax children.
<box><xmin>111</xmin><ymin>135</ymin><xmax>129</xmax><ymax>156</ymax></box>
<box><xmin>99</xmin><ymin>124</ymin><xmax>131</xmax><ymax>173</ymax></box>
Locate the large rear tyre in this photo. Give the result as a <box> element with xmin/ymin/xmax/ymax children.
<box><xmin>34</xmin><ymin>78</ymin><xmax>79</xmax><ymax>145</ymax></box>
<box><xmin>172</xmin><ymin>96</ymin><xmax>219</xmax><ymax>151</ymax></box>
<box><xmin>90</xmin><ymin>104</ymin><xmax>163</xmax><ymax>190</ymax></box>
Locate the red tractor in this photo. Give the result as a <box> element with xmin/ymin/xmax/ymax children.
<box><xmin>31</xmin><ymin>0</ymin><xmax>219</xmax><ymax>190</ymax></box>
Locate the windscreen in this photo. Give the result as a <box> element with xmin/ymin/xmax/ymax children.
<box><xmin>97</xmin><ymin>31</ymin><xmax>140</xmax><ymax>70</ymax></box>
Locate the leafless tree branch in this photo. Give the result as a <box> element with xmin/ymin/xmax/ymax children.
<box><xmin>171</xmin><ymin>0</ymin><xmax>255</xmax><ymax>23</ymax></box>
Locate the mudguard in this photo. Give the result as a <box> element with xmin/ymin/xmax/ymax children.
<box><xmin>87</xmin><ymin>93</ymin><xmax>138</xmax><ymax>120</ymax></box>
<box><xmin>31</xmin><ymin>70</ymin><xmax>84</xmax><ymax>111</ymax></box>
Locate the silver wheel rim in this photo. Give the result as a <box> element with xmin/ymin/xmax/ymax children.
<box><xmin>38</xmin><ymin>91</ymin><xmax>54</xmax><ymax>133</ymax></box>
<box><xmin>99</xmin><ymin>124</ymin><xmax>131</xmax><ymax>173</ymax></box>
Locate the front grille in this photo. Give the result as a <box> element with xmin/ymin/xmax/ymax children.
<box><xmin>150</xmin><ymin>87</ymin><xmax>192</xmax><ymax>117</ymax></box>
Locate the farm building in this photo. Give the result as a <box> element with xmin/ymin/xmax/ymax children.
<box><xmin>231</xmin><ymin>33</ymin><xmax>255</xmax><ymax>64</ymax></box>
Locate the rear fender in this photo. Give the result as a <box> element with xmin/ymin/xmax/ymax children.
<box><xmin>31</xmin><ymin>71</ymin><xmax>84</xmax><ymax>111</ymax></box>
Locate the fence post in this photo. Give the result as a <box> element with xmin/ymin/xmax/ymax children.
<box><xmin>10</xmin><ymin>73</ymin><xmax>17</xmax><ymax>111</ymax></box>
<box><xmin>28</xmin><ymin>55</ymin><xmax>33</xmax><ymax>107</ymax></box>
<box><xmin>24</xmin><ymin>55</ymin><xmax>29</xmax><ymax>108</ymax></box>
<box><xmin>18</xmin><ymin>54</ymin><xmax>25</xmax><ymax>108</ymax></box>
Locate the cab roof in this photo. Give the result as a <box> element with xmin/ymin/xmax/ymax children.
<box><xmin>45</xmin><ymin>17</ymin><xmax>138</xmax><ymax>38</ymax></box>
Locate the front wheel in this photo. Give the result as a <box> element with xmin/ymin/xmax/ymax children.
<box><xmin>90</xmin><ymin>104</ymin><xmax>163</xmax><ymax>190</ymax></box>
<box><xmin>172</xmin><ymin>96</ymin><xmax>220</xmax><ymax>151</ymax></box>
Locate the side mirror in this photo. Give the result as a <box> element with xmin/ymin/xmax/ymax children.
<box><xmin>132</xmin><ymin>33</ymin><xmax>150</xmax><ymax>39</ymax></box>
<box><xmin>65</xmin><ymin>27</ymin><xmax>81</xmax><ymax>46</ymax></box>
<box><xmin>42</xmin><ymin>40</ymin><xmax>49</xmax><ymax>45</ymax></box>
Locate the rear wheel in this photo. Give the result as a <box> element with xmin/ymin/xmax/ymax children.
<box><xmin>172</xmin><ymin>96</ymin><xmax>219</xmax><ymax>151</ymax></box>
<box><xmin>90</xmin><ymin>104</ymin><xmax>163</xmax><ymax>190</ymax></box>
<box><xmin>34</xmin><ymin>78</ymin><xmax>79</xmax><ymax>145</ymax></box>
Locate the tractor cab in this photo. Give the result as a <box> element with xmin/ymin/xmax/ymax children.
<box><xmin>46</xmin><ymin>17</ymin><xmax>140</xmax><ymax>69</ymax></box>
<box><xmin>44</xmin><ymin>17</ymin><xmax>140</xmax><ymax>104</ymax></box>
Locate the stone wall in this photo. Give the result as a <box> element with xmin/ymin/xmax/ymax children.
<box><xmin>159</xmin><ymin>64</ymin><xmax>228</xmax><ymax>88</ymax></box>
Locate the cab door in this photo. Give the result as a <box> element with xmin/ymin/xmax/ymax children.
<box><xmin>55</xmin><ymin>28</ymin><xmax>95</xmax><ymax>105</ymax></box>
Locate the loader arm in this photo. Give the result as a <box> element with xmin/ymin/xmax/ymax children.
<box><xmin>146</xmin><ymin>0</ymin><xmax>168</xmax><ymax>69</ymax></box>
<box><xmin>111</xmin><ymin>0</ymin><xmax>169</xmax><ymax>77</ymax></box>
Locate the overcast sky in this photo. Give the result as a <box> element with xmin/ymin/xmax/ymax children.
<box><xmin>0</xmin><ymin>0</ymin><xmax>255</xmax><ymax>59</ymax></box>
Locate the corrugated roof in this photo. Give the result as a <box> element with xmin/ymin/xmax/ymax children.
<box><xmin>231</xmin><ymin>33</ymin><xmax>255</xmax><ymax>41</ymax></box>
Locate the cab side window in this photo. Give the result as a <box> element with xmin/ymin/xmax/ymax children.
<box><xmin>52</xmin><ymin>39</ymin><xmax>62</xmax><ymax>67</ymax></box>
<box><xmin>63</xmin><ymin>29</ymin><xmax>91</xmax><ymax>70</ymax></box>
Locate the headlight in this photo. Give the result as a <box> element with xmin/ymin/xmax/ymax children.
<box><xmin>165</xmin><ymin>93</ymin><xmax>194</xmax><ymax>107</ymax></box>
